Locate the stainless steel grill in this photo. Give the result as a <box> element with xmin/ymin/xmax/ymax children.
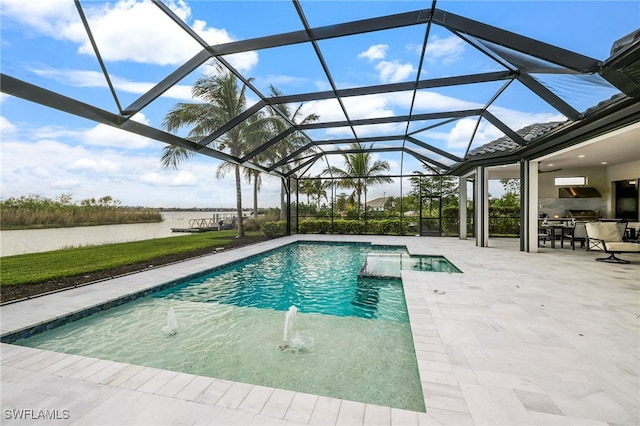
<box><xmin>566</xmin><ymin>209</ymin><xmax>598</xmax><ymax>221</ymax></box>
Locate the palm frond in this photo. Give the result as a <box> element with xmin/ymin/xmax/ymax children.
<box><xmin>161</xmin><ymin>145</ymin><xmax>195</xmax><ymax>170</ymax></box>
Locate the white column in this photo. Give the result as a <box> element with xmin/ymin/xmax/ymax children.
<box><xmin>475</xmin><ymin>166</ymin><xmax>489</xmax><ymax>247</ymax></box>
<box><xmin>459</xmin><ymin>176</ymin><xmax>467</xmax><ymax>240</ymax></box>
<box><xmin>520</xmin><ymin>159</ymin><xmax>528</xmax><ymax>251</ymax></box>
<box><xmin>527</xmin><ymin>161</ymin><xmax>540</xmax><ymax>252</ymax></box>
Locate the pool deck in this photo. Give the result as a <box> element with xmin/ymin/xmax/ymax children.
<box><xmin>1</xmin><ymin>235</ymin><xmax>638</xmax><ymax>425</ymax></box>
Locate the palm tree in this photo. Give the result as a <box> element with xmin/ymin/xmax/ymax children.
<box><xmin>323</xmin><ymin>142</ymin><xmax>393</xmax><ymax>215</ymax></box>
<box><xmin>300</xmin><ymin>179</ymin><xmax>315</xmax><ymax>205</ymax></box>
<box><xmin>160</xmin><ymin>63</ymin><xmax>255</xmax><ymax>238</ymax></box>
<box><xmin>239</xmin><ymin>112</ymin><xmax>272</xmax><ymax>220</ymax></box>
<box><xmin>308</xmin><ymin>178</ymin><xmax>330</xmax><ymax>209</ymax></box>
<box><xmin>266</xmin><ymin>86</ymin><xmax>319</xmax><ymax>219</ymax></box>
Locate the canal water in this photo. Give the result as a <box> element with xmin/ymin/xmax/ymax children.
<box><xmin>0</xmin><ymin>211</ymin><xmax>232</xmax><ymax>257</ymax></box>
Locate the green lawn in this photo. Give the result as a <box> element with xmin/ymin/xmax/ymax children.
<box><xmin>0</xmin><ymin>231</ymin><xmax>263</xmax><ymax>286</ymax></box>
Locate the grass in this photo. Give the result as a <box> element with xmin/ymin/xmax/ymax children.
<box><xmin>0</xmin><ymin>231</ymin><xmax>263</xmax><ymax>286</ymax></box>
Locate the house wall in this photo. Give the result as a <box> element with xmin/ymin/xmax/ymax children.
<box><xmin>607</xmin><ymin>159</ymin><xmax>640</xmax><ymax>219</ymax></box>
<box><xmin>607</xmin><ymin>160</ymin><xmax>640</xmax><ymax>181</ymax></box>
<box><xmin>538</xmin><ymin>167</ymin><xmax>609</xmax><ymax>218</ymax></box>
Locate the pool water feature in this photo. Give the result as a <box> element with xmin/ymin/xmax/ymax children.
<box><xmin>13</xmin><ymin>242</ymin><xmax>453</xmax><ymax>412</ymax></box>
<box><xmin>360</xmin><ymin>248</ymin><xmax>461</xmax><ymax>279</ymax></box>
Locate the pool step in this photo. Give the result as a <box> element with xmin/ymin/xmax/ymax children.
<box><xmin>358</xmin><ymin>254</ymin><xmax>403</xmax><ymax>279</ymax></box>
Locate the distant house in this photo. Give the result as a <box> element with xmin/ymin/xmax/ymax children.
<box><xmin>366</xmin><ymin>197</ymin><xmax>387</xmax><ymax>212</ymax></box>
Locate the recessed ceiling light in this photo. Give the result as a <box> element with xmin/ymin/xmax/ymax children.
<box><xmin>578</xmin><ymin>154</ymin><xmax>585</xmax><ymax>158</ymax></box>
<box><xmin>601</xmin><ymin>161</ymin><xmax>607</xmax><ymax>165</ymax></box>
<box><xmin>548</xmin><ymin>163</ymin><xmax>554</xmax><ymax>167</ymax></box>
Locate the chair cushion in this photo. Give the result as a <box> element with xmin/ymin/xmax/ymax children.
<box><xmin>605</xmin><ymin>242</ymin><xmax>640</xmax><ymax>252</ymax></box>
<box><xmin>586</xmin><ymin>222</ymin><xmax>622</xmax><ymax>242</ymax></box>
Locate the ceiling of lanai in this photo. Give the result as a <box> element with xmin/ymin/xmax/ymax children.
<box><xmin>2</xmin><ymin>0</ymin><xmax>639</xmax><ymax>181</ymax></box>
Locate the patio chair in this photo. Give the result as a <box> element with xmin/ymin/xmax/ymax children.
<box><xmin>625</xmin><ymin>222</ymin><xmax>640</xmax><ymax>241</ymax></box>
<box><xmin>616</xmin><ymin>221</ymin><xmax>628</xmax><ymax>240</ymax></box>
<box><xmin>585</xmin><ymin>222</ymin><xmax>640</xmax><ymax>263</ymax></box>
<box><xmin>538</xmin><ymin>227</ymin><xmax>551</xmax><ymax>246</ymax></box>
<box><xmin>566</xmin><ymin>221</ymin><xmax>587</xmax><ymax>250</ymax></box>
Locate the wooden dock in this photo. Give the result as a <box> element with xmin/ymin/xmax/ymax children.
<box><xmin>171</xmin><ymin>218</ymin><xmax>219</xmax><ymax>233</ymax></box>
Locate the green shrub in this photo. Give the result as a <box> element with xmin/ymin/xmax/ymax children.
<box><xmin>489</xmin><ymin>206</ymin><xmax>520</xmax><ymax>236</ymax></box>
<box><xmin>261</xmin><ymin>221</ymin><xmax>287</xmax><ymax>238</ymax></box>
<box><xmin>262</xmin><ymin>208</ymin><xmax>281</xmax><ymax>222</ymax></box>
<box><xmin>295</xmin><ymin>218</ymin><xmax>409</xmax><ymax>235</ymax></box>
<box><xmin>299</xmin><ymin>219</ymin><xmax>332</xmax><ymax>234</ymax></box>
<box><xmin>374</xmin><ymin>219</ymin><xmax>407</xmax><ymax>235</ymax></box>
<box><xmin>332</xmin><ymin>220</ymin><xmax>364</xmax><ymax>234</ymax></box>
<box><xmin>243</xmin><ymin>218</ymin><xmax>260</xmax><ymax>232</ymax></box>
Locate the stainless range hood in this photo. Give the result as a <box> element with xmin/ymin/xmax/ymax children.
<box><xmin>558</xmin><ymin>187</ymin><xmax>602</xmax><ymax>198</ymax></box>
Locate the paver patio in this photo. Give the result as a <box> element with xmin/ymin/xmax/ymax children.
<box><xmin>1</xmin><ymin>235</ymin><xmax>638</xmax><ymax>425</ymax></box>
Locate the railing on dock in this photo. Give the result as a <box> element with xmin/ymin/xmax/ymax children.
<box><xmin>188</xmin><ymin>218</ymin><xmax>218</xmax><ymax>229</ymax></box>
<box><xmin>171</xmin><ymin>213</ymin><xmax>236</xmax><ymax>233</ymax></box>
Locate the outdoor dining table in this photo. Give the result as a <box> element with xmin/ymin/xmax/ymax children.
<box><xmin>541</xmin><ymin>223</ymin><xmax>574</xmax><ymax>248</ymax></box>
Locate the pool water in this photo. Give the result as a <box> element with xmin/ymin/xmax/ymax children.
<box><xmin>160</xmin><ymin>242</ymin><xmax>410</xmax><ymax>321</ymax></box>
<box><xmin>15</xmin><ymin>242</ymin><xmax>435</xmax><ymax>412</ymax></box>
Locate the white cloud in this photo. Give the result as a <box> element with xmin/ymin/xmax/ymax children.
<box><xmin>0</xmin><ymin>135</ymin><xmax>193</xmax><ymax>205</ymax></box>
<box><xmin>29</xmin><ymin>67</ymin><xmax>195</xmax><ymax>101</ymax></box>
<box><xmin>2</xmin><ymin>0</ymin><xmax>258</xmax><ymax>72</ymax></box>
<box><xmin>298</xmin><ymin>99</ymin><xmax>346</xmax><ymax>124</ymax></box>
<box><xmin>51</xmin><ymin>179</ymin><xmax>82</xmax><ymax>190</ymax></box>
<box><xmin>80</xmin><ymin>113</ymin><xmax>154</xmax><ymax>149</ymax></box>
<box><xmin>445</xmin><ymin>118</ymin><xmax>484</xmax><ymax>149</ymax></box>
<box><xmin>0</xmin><ymin>0</ymin><xmax>78</xmax><ymax>40</ymax></box>
<box><xmin>255</xmin><ymin>74</ymin><xmax>309</xmax><ymax>91</ymax></box>
<box><xmin>76</xmin><ymin>0</ymin><xmax>200</xmax><ymax>66</ymax></box>
<box><xmin>411</xmin><ymin>91</ymin><xmax>481</xmax><ymax>112</ymax></box>
<box><xmin>358</xmin><ymin>44</ymin><xmax>388</xmax><ymax>62</ymax></box>
<box><xmin>29</xmin><ymin>68</ymin><xmax>106</xmax><ymax>88</ymax></box>
<box><xmin>489</xmin><ymin>106</ymin><xmax>565</xmax><ymax>133</ymax></box>
<box><xmin>375</xmin><ymin>60</ymin><xmax>416</xmax><ymax>83</ymax></box>
<box><xmin>353</xmin><ymin>123</ymin><xmax>405</xmax><ymax>137</ymax></box>
<box><xmin>30</xmin><ymin>126</ymin><xmax>82</xmax><ymax>141</ymax></box>
<box><xmin>66</xmin><ymin>158</ymin><xmax>121</xmax><ymax>173</ymax></box>
<box><xmin>140</xmin><ymin>170</ymin><xmax>198</xmax><ymax>186</ymax></box>
<box><xmin>424</xmin><ymin>35</ymin><xmax>466</xmax><ymax>64</ymax></box>
<box><xmin>192</xmin><ymin>20</ymin><xmax>258</xmax><ymax>73</ymax></box>
<box><xmin>0</xmin><ymin>116</ymin><xmax>18</xmax><ymax>134</ymax></box>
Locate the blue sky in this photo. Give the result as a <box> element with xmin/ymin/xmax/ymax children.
<box><xmin>1</xmin><ymin>0</ymin><xmax>638</xmax><ymax>208</ymax></box>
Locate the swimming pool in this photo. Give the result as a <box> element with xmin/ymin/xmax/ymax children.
<box><xmin>12</xmin><ymin>242</ymin><xmax>458</xmax><ymax>412</ymax></box>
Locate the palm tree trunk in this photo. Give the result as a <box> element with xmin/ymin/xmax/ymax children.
<box><xmin>235</xmin><ymin>164</ymin><xmax>245</xmax><ymax>238</ymax></box>
<box><xmin>253</xmin><ymin>172</ymin><xmax>258</xmax><ymax>220</ymax></box>
<box><xmin>280</xmin><ymin>180</ymin><xmax>286</xmax><ymax>220</ymax></box>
